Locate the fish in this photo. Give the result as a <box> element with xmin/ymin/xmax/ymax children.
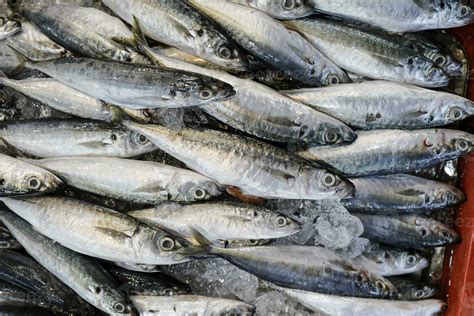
<box><xmin>0</xmin><ymin>224</ymin><xmax>21</xmax><ymax>249</ymax></box>
<box><xmin>0</xmin><ymin>209</ymin><xmax>133</xmax><ymax>315</ymax></box>
<box><xmin>102</xmin><ymin>0</ymin><xmax>248</xmax><ymax>71</ymax></box>
<box><xmin>152</xmin><ymin>46</ymin><xmax>224</xmax><ymax>70</ymax></box>
<box><xmin>228</xmin><ymin>0</ymin><xmax>314</xmax><ymax>20</ymax></box>
<box><xmin>0</xmin><ymin>17</ymin><xmax>21</xmax><ymax>40</ymax></box>
<box><xmin>352</xmin><ymin>247</ymin><xmax>429</xmax><ymax>276</ymax></box>
<box><xmin>1</xmin><ymin>196</ymin><xmax>190</xmax><ymax>265</ymax></box>
<box><xmin>24</xmin><ymin>5</ymin><xmax>148</xmax><ymax>64</ymax></box>
<box><xmin>0</xmin><ymin>42</ymin><xmax>24</xmax><ymax>75</ymax></box>
<box><xmin>23</xmin><ymin>57</ymin><xmax>236</xmax><ymax>109</ymax></box>
<box><xmin>285</xmin><ymin>81</ymin><xmax>474</xmax><ymax>130</ymax></box>
<box><xmin>129</xmin><ymin>202</ymin><xmax>301</xmax><ymax>241</ymax></box>
<box><xmin>6</xmin><ymin>20</ymin><xmax>68</xmax><ymax>61</ymax></box>
<box><xmin>106</xmin><ymin>264</ymin><xmax>192</xmax><ymax>296</ymax></box>
<box><xmin>282</xmin><ymin>287</ymin><xmax>446</xmax><ymax>316</ymax></box>
<box><xmin>299</xmin><ymin>129</ymin><xmax>474</xmax><ymax>176</ymax></box>
<box><xmin>307</xmin><ymin>0</ymin><xmax>474</xmax><ymax>33</ymax></box>
<box><xmin>0</xmin><ymin>75</ymin><xmax>127</xmax><ymax>122</ymax></box>
<box><xmin>353</xmin><ymin>213</ymin><xmax>461</xmax><ymax>249</ymax></box>
<box><xmin>132</xmin><ymin>21</ymin><xmax>356</xmax><ymax>146</ymax></box>
<box><xmin>188</xmin><ymin>230</ymin><xmax>396</xmax><ymax>298</ymax></box>
<box><xmin>284</xmin><ymin>17</ymin><xmax>450</xmax><ymax>88</ymax></box>
<box><xmin>340</xmin><ymin>174</ymin><xmax>465</xmax><ymax>213</ymax></box>
<box><xmin>27</xmin><ymin>156</ymin><xmax>223</xmax><ymax>204</ymax></box>
<box><xmin>188</xmin><ymin>0</ymin><xmax>349</xmax><ymax>86</ymax></box>
<box><xmin>123</xmin><ymin>121</ymin><xmax>355</xmax><ymax>200</ymax></box>
<box><xmin>388</xmin><ymin>277</ymin><xmax>437</xmax><ymax>301</ymax></box>
<box><xmin>0</xmin><ymin>153</ymin><xmax>62</xmax><ymax>196</ymax></box>
<box><xmin>0</xmin><ymin>249</ymin><xmax>90</xmax><ymax>314</ymax></box>
<box><xmin>130</xmin><ymin>295</ymin><xmax>255</xmax><ymax>316</ymax></box>
<box><xmin>0</xmin><ymin>120</ymin><xmax>157</xmax><ymax>158</ymax></box>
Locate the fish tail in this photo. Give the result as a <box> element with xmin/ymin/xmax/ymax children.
<box><xmin>176</xmin><ymin>227</ymin><xmax>215</xmax><ymax>258</ymax></box>
<box><xmin>131</xmin><ymin>16</ymin><xmax>166</xmax><ymax>67</ymax></box>
<box><xmin>5</xmin><ymin>44</ymin><xmax>33</xmax><ymax>74</ymax></box>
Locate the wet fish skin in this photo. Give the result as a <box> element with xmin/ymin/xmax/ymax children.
<box><xmin>26</xmin><ymin>57</ymin><xmax>236</xmax><ymax>110</ymax></box>
<box><xmin>106</xmin><ymin>264</ymin><xmax>192</xmax><ymax>296</ymax></box>
<box><xmin>124</xmin><ymin>121</ymin><xmax>355</xmax><ymax>200</ymax></box>
<box><xmin>129</xmin><ymin>202</ymin><xmax>301</xmax><ymax>241</ymax></box>
<box><xmin>229</xmin><ymin>0</ymin><xmax>314</xmax><ymax>20</ymax></box>
<box><xmin>189</xmin><ymin>0</ymin><xmax>349</xmax><ymax>86</ymax></box>
<box><xmin>388</xmin><ymin>277</ymin><xmax>437</xmax><ymax>301</ymax></box>
<box><xmin>24</xmin><ymin>5</ymin><xmax>147</xmax><ymax>64</ymax></box>
<box><xmin>352</xmin><ymin>247</ymin><xmax>429</xmax><ymax>276</ymax></box>
<box><xmin>0</xmin><ymin>153</ymin><xmax>62</xmax><ymax>196</ymax></box>
<box><xmin>0</xmin><ymin>120</ymin><xmax>157</xmax><ymax>158</ymax></box>
<box><xmin>285</xmin><ymin>18</ymin><xmax>450</xmax><ymax>88</ymax></box>
<box><xmin>341</xmin><ymin>174</ymin><xmax>465</xmax><ymax>213</ymax></box>
<box><xmin>0</xmin><ymin>42</ymin><xmax>24</xmax><ymax>75</ymax></box>
<box><xmin>285</xmin><ymin>81</ymin><xmax>474</xmax><ymax>130</ymax></box>
<box><xmin>354</xmin><ymin>213</ymin><xmax>461</xmax><ymax>249</ymax></box>
<box><xmin>1</xmin><ymin>196</ymin><xmax>189</xmax><ymax>265</ymax></box>
<box><xmin>282</xmin><ymin>287</ymin><xmax>446</xmax><ymax>316</ymax></box>
<box><xmin>299</xmin><ymin>129</ymin><xmax>474</xmax><ymax>176</ymax></box>
<box><xmin>307</xmin><ymin>0</ymin><xmax>474</xmax><ymax>33</ymax></box>
<box><xmin>0</xmin><ymin>75</ymin><xmax>127</xmax><ymax>122</ymax></box>
<box><xmin>130</xmin><ymin>295</ymin><xmax>255</xmax><ymax>316</ymax></box>
<box><xmin>0</xmin><ymin>225</ymin><xmax>22</xmax><ymax>249</ymax></box>
<box><xmin>102</xmin><ymin>0</ymin><xmax>248</xmax><ymax>71</ymax></box>
<box><xmin>0</xmin><ymin>18</ymin><xmax>21</xmax><ymax>40</ymax></box>
<box><xmin>0</xmin><ymin>209</ymin><xmax>133</xmax><ymax>315</ymax></box>
<box><xmin>28</xmin><ymin>156</ymin><xmax>223</xmax><ymax>204</ymax></box>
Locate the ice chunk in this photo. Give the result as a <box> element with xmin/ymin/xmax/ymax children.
<box><xmin>335</xmin><ymin>237</ymin><xmax>372</xmax><ymax>259</ymax></box>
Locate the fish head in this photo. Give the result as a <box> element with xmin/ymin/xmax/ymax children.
<box><xmin>203</xmin><ymin>32</ymin><xmax>248</xmax><ymax>71</ymax></box>
<box><xmin>357</xmin><ymin>270</ymin><xmax>398</xmax><ymax>298</ymax></box>
<box><xmin>431</xmin><ymin>51</ymin><xmax>463</xmax><ymax>77</ymax></box>
<box><xmin>118</xmin><ymin>130</ymin><xmax>158</xmax><ymax>156</ymax></box>
<box><xmin>434</xmin><ymin>97</ymin><xmax>474</xmax><ymax>125</ymax></box>
<box><xmin>178</xmin><ymin>179</ymin><xmax>223</xmax><ymax>202</ymax></box>
<box><xmin>260</xmin><ymin>211</ymin><xmax>301</xmax><ymax>236</ymax></box>
<box><xmin>7</xmin><ymin>166</ymin><xmax>63</xmax><ymax>195</ymax></box>
<box><xmin>409</xmin><ymin>216</ymin><xmax>461</xmax><ymax>247</ymax></box>
<box><xmin>304</xmin><ymin>122</ymin><xmax>357</xmax><ymax>146</ymax></box>
<box><xmin>89</xmin><ymin>285</ymin><xmax>133</xmax><ymax>315</ymax></box>
<box><xmin>392</xmin><ymin>250</ymin><xmax>429</xmax><ymax>273</ymax></box>
<box><xmin>437</xmin><ymin>1</ymin><xmax>474</xmax><ymax>28</ymax></box>
<box><xmin>430</xmin><ymin>184</ymin><xmax>465</xmax><ymax>208</ymax></box>
<box><xmin>313</xmin><ymin>170</ymin><xmax>355</xmax><ymax>199</ymax></box>
<box><xmin>405</xmin><ymin>56</ymin><xmax>450</xmax><ymax>87</ymax></box>
<box><xmin>184</xmin><ymin>77</ymin><xmax>236</xmax><ymax>106</ymax></box>
<box><xmin>320</xmin><ymin>67</ymin><xmax>351</xmax><ymax>86</ymax></box>
<box><xmin>400</xmin><ymin>283</ymin><xmax>438</xmax><ymax>300</ymax></box>
<box><xmin>151</xmin><ymin>231</ymin><xmax>189</xmax><ymax>263</ymax></box>
<box><xmin>444</xmin><ymin>129</ymin><xmax>474</xmax><ymax>155</ymax></box>
<box><xmin>247</xmin><ymin>0</ymin><xmax>313</xmax><ymax>19</ymax></box>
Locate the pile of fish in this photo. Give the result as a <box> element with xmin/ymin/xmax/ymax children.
<box><xmin>0</xmin><ymin>0</ymin><xmax>473</xmax><ymax>315</ymax></box>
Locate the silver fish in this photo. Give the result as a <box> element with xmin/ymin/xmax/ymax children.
<box><xmin>282</xmin><ymin>287</ymin><xmax>446</xmax><ymax>316</ymax></box>
<box><xmin>129</xmin><ymin>202</ymin><xmax>301</xmax><ymax>241</ymax></box>
<box><xmin>0</xmin><ymin>225</ymin><xmax>21</xmax><ymax>249</ymax></box>
<box><xmin>0</xmin><ymin>76</ymin><xmax>126</xmax><ymax>122</ymax></box>
<box><xmin>0</xmin><ymin>209</ymin><xmax>133</xmax><ymax>315</ymax></box>
<box><xmin>0</xmin><ymin>120</ymin><xmax>157</xmax><ymax>158</ymax></box>
<box><xmin>0</xmin><ymin>17</ymin><xmax>21</xmax><ymax>40</ymax></box>
<box><xmin>229</xmin><ymin>0</ymin><xmax>314</xmax><ymax>20</ymax></box>
<box><xmin>24</xmin><ymin>5</ymin><xmax>147</xmax><ymax>63</ymax></box>
<box><xmin>285</xmin><ymin>81</ymin><xmax>474</xmax><ymax>129</ymax></box>
<box><xmin>133</xmin><ymin>27</ymin><xmax>356</xmax><ymax>146</ymax></box>
<box><xmin>189</xmin><ymin>0</ymin><xmax>349</xmax><ymax>86</ymax></box>
<box><xmin>123</xmin><ymin>121</ymin><xmax>355</xmax><ymax>200</ymax></box>
<box><xmin>352</xmin><ymin>247</ymin><xmax>429</xmax><ymax>276</ymax></box>
<box><xmin>1</xmin><ymin>196</ymin><xmax>190</xmax><ymax>265</ymax></box>
<box><xmin>285</xmin><ymin>18</ymin><xmax>450</xmax><ymax>88</ymax></box>
<box><xmin>341</xmin><ymin>174</ymin><xmax>465</xmax><ymax>213</ymax></box>
<box><xmin>354</xmin><ymin>213</ymin><xmax>461</xmax><ymax>249</ymax></box>
<box><xmin>299</xmin><ymin>129</ymin><xmax>474</xmax><ymax>176</ymax></box>
<box><xmin>102</xmin><ymin>0</ymin><xmax>248</xmax><ymax>71</ymax></box>
<box><xmin>25</xmin><ymin>57</ymin><xmax>236</xmax><ymax>110</ymax></box>
<box><xmin>130</xmin><ymin>295</ymin><xmax>255</xmax><ymax>316</ymax></box>
<box><xmin>388</xmin><ymin>277</ymin><xmax>437</xmax><ymax>301</ymax></box>
<box><xmin>307</xmin><ymin>0</ymin><xmax>474</xmax><ymax>33</ymax></box>
<box><xmin>28</xmin><ymin>156</ymin><xmax>223</xmax><ymax>204</ymax></box>
<box><xmin>0</xmin><ymin>153</ymin><xmax>62</xmax><ymax>196</ymax></box>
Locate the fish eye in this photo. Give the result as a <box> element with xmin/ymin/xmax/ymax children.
<box><xmin>113</xmin><ymin>302</ymin><xmax>126</xmax><ymax>313</ymax></box>
<box><xmin>282</xmin><ymin>0</ymin><xmax>295</xmax><ymax>9</ymax></box>
<box><xmin>322</xmin><ymin>174</ymin><xmax>337</xmax><ymax>187</ymax></box>
<box><xmin>376</xmin><ymin>280</ymin><xmax>387</xmax><ymax>291</ymax></box>
<box><xmin>217</xmin><ymin>45</ymin><xmax>232</xmax><ymax>59</ymax></box>
<box><xmin>0</xmin><ymin>241</ymin><xmax>10</xmax><ymax>248</ymax></box>
<box><xmin>425</xmin><ymin>66</ymin><xmax>439</xmax><ymax>78</ymax></box>
<box><xmin>459</xmin><ymin>5</ymin><xmax>470</xmax><ymax>17</ymax></box>
<box><xmin>191</xmin><ymin>187</ymin><xmax>207</xmax><ymax>200</ymax></box>
<box><xmin>443</xmin><ymin>192</ymin><xmax>455</xmax><ymax>203</ymax></box>
<box><xmin>449</xmin><ymin>107</ymin><xmax>465</xmax><ymax>120</ymax></box>
<box><xmin>199</xmin><ymin>88</ymin><xmax>213</xmax><ymax>100</ymax></box>
<box><xmin>162</xmin><ymin>288</ymin><xmax>174</xmax><ymax>296</ymax></box>
<box><xmin>415</xmin><ymin>290</ymin><xmax>425</xmax><ymax>298</ymax></box>
<box><xmin>274</xmin><ymin>216</ymin><xmax>288</xmax><ymax>227</ymax></box>
<box><xmin>27</xmin><ymin>177</ymin><xmax>41</xmax><ymax>190</ymax></box>
<box><xmin>132</xmin><ymin>132</ymin><xmax>149</xmax><ymax>145</ymax></box>
<box><xmin>406</xmin><ymin>255</ymin><xmax>416</xmax><ymax>265</ymax></box>
<box><xmin>456</xmin><ymin>139</ymin><xmax>470</xmax><ymax>151</ymax></box>
<box><xmin>249</xmin><ymin>239</ymin><xmax>259</xmax><ymax>246</ymax></box>
<box><xmin>324</xmin><ymin>130</ymin><xmax>339</xmax><ymax>144</ymax></box>
<box><xmin>433</xmin><ymin>54</ymin><xmax>447</xmax><ymax>67</ymax></box>
<box><xmin>441</xmin><ymin>230</ymin><xmax>451</xmax><ymax>239</ymax></box>
<box><xmin>327</xmin><ymin>74</ymin><xmax>340</xmax><ymax>85</ymax></box>
<box><xmin>158</xmin><ymin>236</ymin><xmax>176</xmax><ymax>251</ymax></box>
<box><xmin>414</xmin><ymin>218</ymin><xmax>422</xmax><ymax>226</ymax></box>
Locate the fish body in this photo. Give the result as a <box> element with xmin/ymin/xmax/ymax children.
<box><xmin>0</xmin><ymin>120</ymin><xmax>157</xmax><ymax>158</ymax></box>
<box><xmin>129</xmin><ymin>202</ymin><xmax>301</xmax><ymax>241</ymax></box>
<box><xmin>26</xmin><ymin>57</ymin><xmax>236</xmax><ymax>109</ymax></box>
<box><xmin>285</xmin><ymin>18</ymin><xmax>449</xmax><ymax>87</ymax></box>
<box><xmin>285</xmin><ymin>81</ymin><xmax>474</xmax><ymax>130</ymax></box>
<box><xmin>0</xmin><ymin>210</ymin><xmax>132</xmax><ymax>315</ymax></box>
<box><xmin>124</xmin><ymin>121</ymin><xmax>355</xmax><ymax>200</ymax></box>
<box><xmin>188</xmin><ymin>0</ymin><xmax>349</xmax><ymax>86</ymax></box>
<box><xmin>341</xmin><ymin>174</ymin><xmax>465</xmax><ymax>213</ymax></box>
<box><xmin>229</xmin><ymin>0</ymin><xmax>314</xmax><ymax>20</ymax></box>
<box><xmin>307</xmin><ymin>0</ymin><xmax>474</xmax><ymax>33</ymax></box>
<box><xmin>28</xmin><ymin>156</ymin><xmax>222</xmax><ymax>204</ymax></box>
<box><xmin>1</xmin><ymin>196</ymin><xmax>189</xmax><ymax>265</ymax></box>
<box><xmin>354</xmin><ymin>213</ymin><xmax>460</xmax><ymax>249</ymax></box>
<box><xmin>299</xmin><ymin>129</ymin><xmax>474</xmax><ymax>176</ymax></box>
<box><xmin>0</xmin><ymin>18</ymin><xmax>21</xmax><ymax>40</ymax></box>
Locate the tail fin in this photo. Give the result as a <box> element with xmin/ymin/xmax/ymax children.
<box><xmin>175</xmin><ymin>227</ymin><xmax>215</xmax><ymax>258</ymax></box>
<box><xmin>5</xmin><ymin>44</ymin><xmax>33</xmax><ymax>75</ymax></box>
<box><xmin>131</xmin><ymin>16</ymin><xmax>167</xmax><ymax>67</ymax></box>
